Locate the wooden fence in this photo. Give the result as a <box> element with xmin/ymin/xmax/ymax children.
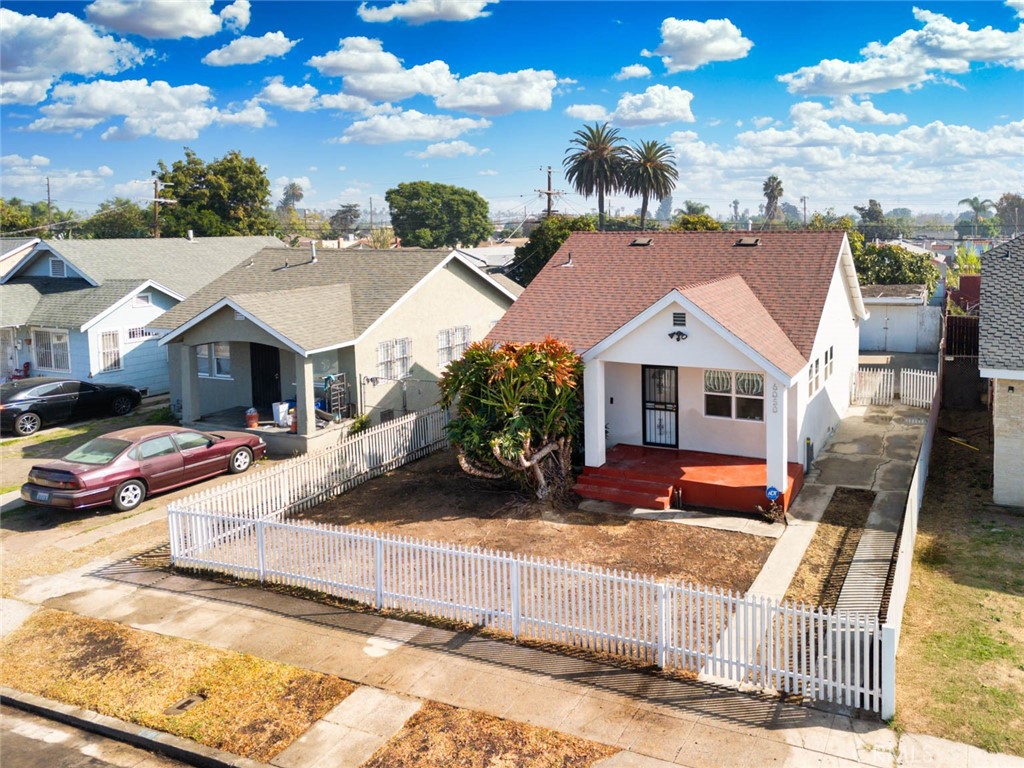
<box><xmin>168</xmin><ymin>402</ymin><xmax>883</xmax><ymax>713</ymax></box>
<box><xmin>851</xmin><ymin>367</ymin><xmax>894</xmax><ymax>405</ymax></box>
<box><xmin>899</xmin><ymin>369</ymin><xmax>938</xmax><ymax>408</ymax></box>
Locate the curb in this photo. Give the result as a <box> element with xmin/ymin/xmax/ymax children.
<box><xmin>1</xmin><ymin>687</ymin><xmax>271</xmax><ymax>768</ymax></box>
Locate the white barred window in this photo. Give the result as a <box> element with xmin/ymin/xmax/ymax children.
<box><xmin>99</xmin><ymin>330</ymin><xmax>122</xmax><ymax>372</ymax></box>
<box><xmin>32</xmin><ymin>328</ymin><xmax>70</xmax><ymax>371</ymax></box>
<box><xmin>126</xmin><ymin>326</ymin><xmax>158</xmax><ymax>342</ymax></box>
<box><xmin>437</xmin><ymin>325</ymin><xmax>471</xmax><ymax>366</ymax></box>
<box><xmin>377</xmin><ymin>338</ymin><xmax>412</xmax><ymax>380</ymax></box>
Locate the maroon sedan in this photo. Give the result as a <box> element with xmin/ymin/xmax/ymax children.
<box><xmin>21</xmin><ymin>425</ymin><xmax>267</xmax><ymax>512</ymax></box>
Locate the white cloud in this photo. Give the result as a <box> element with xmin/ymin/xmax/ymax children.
<box><xmin>318</xmin><ymin>92</ymin><xmax>391</xmax><ymax>114</ymax></box>
<box><xmin>436</xmin><ymin>69</ymin><xmax>557</xmax><ymax>115</ymax></box>
<box><xmin>411</xmin><ymin>140</ymin><xmax>487</xmax><ymax>158</ymax></box>
<box><xmin>86</xmin><ymin>0</ymin><xmax>250</xmax><ymax>39</ymax></box>
<box><xmin>28</xmin><ymin>79</ymin><xmax>220</xmax><ymax>140</ymax></box>
<box><xmin>478</xmin><ymin>169</ymin><xmax>498</xmax><ymax>176</ymax></box>
<box><xmin>707</xmin><ymin>118</ymin><xmax>721</xmax><ymax>127</ymax></box>
<box><xmin>338</xmin><ymin>165</ymin><xmax>347</xmax><ymax>172</ymax></box>
<box><xmin>0</xmin><ymin>154</ymin><xmax>114</xmax><ymax>200</ymax></box>
<box><xmin>564</xmin><ymin>104</ymin><xmax>610</xmax><ymax>121</ymax></box>
<box><xmin>752</xmin><ymin>116</ymin><xmax>775</xmax><ymax>129</ymax></box>
<box><xmin>614</xmin><ymin>64</ymin><xmax>651</xmax><ymax>81</ymax></box>
<box><xmin>641</xmin><ymin>17</ymin><xmax>753</xmax><ymax>73</ymax></box>
<box><xmin>1009</xmin><ymin>0</ymin><xmax>1024</xmax><ymax>18</ymax></box>
<box><xmin>346</xmin><ymin>60</ymin><xmax>455</xmax><ymax>102</ymax></box>
<box><xmin>339</xmin><ymin>109</ymin><xmax>490</xmax><ymax>144</ymax></box>
<box><xmin>357</xmin><ymin>0</ymin><xmax>495</xmax><ymax>25</ymax></box>
<box><xmin>203</xmin><ymin>31</ymin><xmax>297</xmax><ymax>66</ymax></box>
<box><xmin>307</xmin><ymin>36</ymin><xmax>403</xmax><ymax>76</ymax></box>
<box><xmin>218</xmin><ymin>98</ymin><xmax>271</xmax><ymax>128</ymax></box>
<box><xmin>790</xmin><ymin>96</ymin><xmax>907</xmax><ymax>126</ymax></box>
<box><xmin>778</xmin><ymin>8</ymin><xmax>1024</xmax><ymax>96</ymax></box>
<box><xmin>611</xmin><ymin>85</ymin><xmax>695</xmax><ymax>126</ymax></box>
<box><xmin>258</xmin><ymin>77</ymin><xmax>319</xmax><ymax>112</ymax></box>
<box><xmin>0</xmin><ymin>8</ymin><xmax>147</xmax><ymax>105</ymax></box>
<box><xmin>1</xmin><ymin>153</ymin><xmax>51</xmax><ymax>169</ymax></box>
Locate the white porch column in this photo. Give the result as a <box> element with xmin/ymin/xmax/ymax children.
<box><xmin>296</xmin><ymin>354</ymin><xmax>316</xmax><ymax>436</ymax></box>
<box><xmin>584</xmin><ymin>359</ymin><xmax>606</xmax><ymax>467</ymax></box>
<box><xmin>765</xmin><ymin>375</ymin><xmax>788</xmax><ymax>492</ymax></box>
<box><xmin>179</xmin><ymin>344</ymin><xmax>200</xmax><ymax>423</ymax></box>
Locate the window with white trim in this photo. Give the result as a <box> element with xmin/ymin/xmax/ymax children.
<box><xmin>49</xmin><ymin>259</ymin><xmax>66</xmax><ymax>278</ymax></box>
<box><xmin>133</xmin><ymin>292</ymin><xmax>152</xmax><ymax>308</ymax></box>
<box><xmin>126</xmin><ymin>326</ymin><xmax>159</xmax><ymax>342</ymax></box>
<box><xmin>99</xmin><ymin>330</ymin><xmax>122</xmax><ymax>372</ymax></box>
<box><xmin>32</xmin><ymin>328</ymin><xmax>70</xmax><ymax>371</ymax></box>
<box><xmin>704</xmin><ymin>370</ymin><xmax>764</xmax><ymax>421</ymax></box>
<box><xmin>814</xmin><ymin>358</ymin><xmax>820</xmax><ymax>391</ymax></box>
<box><xmin>437</xmin><ymin>325</ymin><xmax>471</xmax><ymax>367</ymax></box>
<box><xmin>825</xmin><ymin>346</ymin><xmax>834</xmax><ymax>379</ymax></box>
<box><xmin>377</xmin><ymin>337</ymin><xmax>412</xmax><ymax>380</ymax></box>
<box><xmin>196</xmin><ymin>342</ymin><xmax>231</xmax><ymax>378</ymax></box>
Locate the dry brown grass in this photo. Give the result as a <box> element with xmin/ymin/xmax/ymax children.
<box><xmin>362</xmin><ymin>701</ymin><xmax>617</xmax><ymax>768</ymax></box>
<box><xmin>0</xmin><ymin>610</ymin><xmax>353</xmax><ymax>761</ymax></box>
<box><xmin>784</xmin><ymin>487</ymin><xmax>875</xmax><ymax>609</ymax></box>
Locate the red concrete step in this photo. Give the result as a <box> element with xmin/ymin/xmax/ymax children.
<box><xmin>582</xmin><ymin>465</ymin><xmax>682</xmax><ymax>485</ymax></box>
<box><xmin>573</xmin><ymin>481</ymin><xmax>672</xmax><ymax>510</ymax></box>
<box><xmin>575</xmin><ymin>473</ymin><xmax>672</xmax><ymax>496</ymax></box>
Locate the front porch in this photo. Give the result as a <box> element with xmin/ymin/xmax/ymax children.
<box><xmin>575</xmin><ymin>444</ymin><xmax>804</xmax><ymax>514</ymax></box>
<box><xmin>186</xmin><ymin>405</ymin><xmax>355</xmax><ymax>456</ymax></box>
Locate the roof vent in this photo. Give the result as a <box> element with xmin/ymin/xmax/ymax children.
<box><xmin>630</xmin><ymin>237</ymin><xmax>653</xmax><ymax>247</ymax></box>
<box><xmin>735</xmin><ymin>237</ymin><xmax>761</xmax><ymax>247</ymax></box>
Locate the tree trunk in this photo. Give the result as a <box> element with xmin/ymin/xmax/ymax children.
<box><xmin>640</xmin><ymin>193</ymin><xmax>649</xmax><ymax>230</ymax></box>
<box><xmin>598</xmin><ymin>185</ymin><xmax>606</xmax><ymax>231</ymax></box>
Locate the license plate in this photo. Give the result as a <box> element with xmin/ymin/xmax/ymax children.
<box><xmin>35</xmin><ymin>491</ymin><xmax>50</xmax><ymax>501</ymax></box>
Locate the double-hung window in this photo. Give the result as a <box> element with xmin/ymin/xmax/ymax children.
<box><xmin>99</xmin><ymin>330</ymin><xmax>122</xmax><ymax>372</ymax></box>
<box><xmin>196</xmin><ymin>342</ymin><xmax>231</xmax><ymax>378</ymax></box>
<box><xmin>32</xmin><ymin>328</ymin><xmax>70</xmax><ymax>371</ymax></box>
<box><xmin>377</xmin><ymin>338</ymin><xmax>412</xmax><ymax>380</ymax></box>
<box><xmin>704</xmin><ymin>370</ymin><xmax>764</xmax><ymax>421</ymax></box>
<box><xmin>437</xmin><ymin>325</ymin><xmax>471</xmax><ymax>367</ymax></box>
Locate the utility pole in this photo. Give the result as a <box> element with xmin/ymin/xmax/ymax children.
<box><xmin>46</xmin><ymin>177</ymin><xmax>53</xmax><ymax>235</ymax></box>
<box><xmin>800</xmin><ymin>196</ymin><xmax>808</xmax><ymax>226</ymax></box>
<box><xmin>369</xmin><ymin>197</ymin><xmax>374</xmax><ymax>229</ymax></box>
<box><xmin>149</xmin><ymin>178</ymin><xmax>176</xmax><ymax>238</ymax></box>
<box><xmin>535</xmin><ymin>166</ymin><xmax>561</xmax><ymax>218</ymax></box>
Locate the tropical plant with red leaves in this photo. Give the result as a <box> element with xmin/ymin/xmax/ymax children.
<box><xmin>439</xmin><ymin>338</ymin><xmax>583</xmax><ymax>501</ymax></box>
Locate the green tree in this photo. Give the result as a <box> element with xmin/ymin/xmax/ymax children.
<box><xmin>507</xmin><ymin>214</ymin><xmax>596</xmax><ymax>285</ymax></box>
<box><xmin>854</xmin><ymin>199</ymin><xmax>908</xmax><ymax>241</ymax></box>
<box><xmin>368</xmin><ymin>227</ymin><xmax>394</xmax><ymax>249</ymax></box>
<box><xmin>994</xmin><ymin>192</ymin><xmax>1024</xmax><ymax>235</ymax></box>
<box><xmin>563</xmin><ymin>122</ymin><xmax>626</xmax><ymax>230</ymax></box>
<box><xmin>808</xmin><ymin>209</ymin><xmax>864</xmax><ymax>258</ymax></box>
<box><xmin>762</xmin><ymin>175</ymin><xmax>783</xmax><ymax>226</ymax></box>
<box><xmin>0</xmin><ymin>197</ymin><xmax>79</xmax><ymax>237</ymax></box>
<box><xmin>155</xmin><ymin>148</ymin><xmax>276</xmax><ymax>237</ymax></box>
<box><xmin>83</xmin><ymin>197</ymin><xmax>150</xmax><ymax>238</ymax></box>
<box><xmin>622</xmin><ymin>140</ymin><xmax>678</xmax><ymax>230</ymax></box>
<box><xmin>439</xmin><ymin>338</ymin><xmax>583</xmax><ymax>501</ymax></box>
<box><xmin>0</xmin><ymin>198</ymin><xmax>34</xmax><ymax>234</ymax></box>
<box><xmin>329</xmin><ymin>203</ymin><xmax>361</xmax><ymax>236</ymax></box>
<box><xmin>957</xmin><ymin>195</ymin><xmax>995</xmax><ymax>237</ymax></box>
<box><xmin>679</xmin><ymin>200</ymin><xmax>708</xmax><ymax>216</ymax></box>
<box><xmin>385</xmin><ymin>181</ymin><xmax>491</xmax><ymax>248</ymax></box>
<box><xmin>669</xmin><ymin>213</ymin><xmax>722</xmax><ymax>231</ymax></box>
<box><xmin>854</xmin><ymin>243</ymin><xmax>939</xmax><ymax>292</ymax></box>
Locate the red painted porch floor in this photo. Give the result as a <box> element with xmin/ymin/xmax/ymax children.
<box><xmin>575</xmin><ymin>444</ymin><xmax>804</xmax><ymax>514</ymax></box>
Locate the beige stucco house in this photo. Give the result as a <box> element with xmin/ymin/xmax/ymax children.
<box><xmin>154</xmin><ymin>246</ymin><xmax>520</xmax><ymax>454</ymax></box>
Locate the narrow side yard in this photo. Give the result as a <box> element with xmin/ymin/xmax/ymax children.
<box><xmin>293</xmin><ymin>449</ymin><xmax>775</xmax><ymax>592</ymax></box>
<box><xmin>895</xmin><ymin>409</ymin><xmax>1024</xmax><ymax>757</ymax></box>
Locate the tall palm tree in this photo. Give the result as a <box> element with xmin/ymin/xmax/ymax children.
<box><xmin>563</xmin><ymin>123</ymin><xmax>626</xmax><ymax>230</ymax></box>
<box><xmin>957</xmin><ymin>196</ymin><xmax>995</xmax><ymax>236</ymax></box>
<box><xmin>622</xmin><ymin>140</ymin><xmax>678</xmax><ymax>230</ymax></box>
<box><xmin>762</xmin><ymin>175</ymin><xmax>783</xmax><ymax>228</ymax></box>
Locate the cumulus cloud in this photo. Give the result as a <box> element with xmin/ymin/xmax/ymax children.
<box><xmin>611</xmin><ymin>84</ymin><xmax>695</xmax><ymax>126</ymax></box>
<box><xmin>218</xmin><ymin>98</ymin><xmax>271</xmax><ymax>128</ymax></box>
<box><xmin>614</xmin><ymin>64</ymin><xmax>651</xmax><ymax>81</ymax></box>
<box><xmin>203</xmin><ymin>31</ymin><xmax>297</xmax><ymax>66</ymax></box>
<box><xmin>1009</xmin><ymin>0</ymin><xmax>1024</xmax><ymax>18</ymax></box>
<box><xmin>86</xmin><ymin>0</ymin><xmax>250</xmax><ymax>39</ymax></box>
<box><xmin>790</xmin><ymin>96</ymin><xmax>907</xmax><ymax>126</ymax></box>
<box><xmin>752</xmin><ymin>116</ymin><xmax>775</xmax><ymax>129</ymax></box>
<box><xmin>0</xmin><ymin>8</ymin><xmax>148</xmax><ymax>105</ymax></box>
<box><xmin>0</xmin><ymin>154</ymin><xmax>114</xmax><ymax>200</ymax></box>
<box><xmin>778</xmin><ymin>7</ymin><xmax>1024</xmax><ymax>95</ymax></box>
<box><xmin>435</xmin><ymin>69</ymin><xmax>557</xmax><ymax>115</ymax></box>
<box><xmin>339</xmin><ymin>109</ymin><xmax>490</xmax><ymax>144</ymax></box>
<box><xmin>411</xmin><ymin>140</ymin><xmax>487</xmax><ymax>158</ymax></box>
<box><xmin>564</xmin><ymin>104</ymin><xmax>611</xmax><ymax>121</ymax></box>
<box><xmin>357</xmin><ymin>0</ymin><xmax>495</xmax><ymax>25</ymax></box>
<box><xmin>258</xmin><ymin>77</ymin><xmax>319</xmax><ymax>111</ymax></box>
<box><xmin>642</xmin><ymin>17</ymin><xmax>753</xmax><ymax>72</ymax></box>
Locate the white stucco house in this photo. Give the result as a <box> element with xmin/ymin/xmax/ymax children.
<box><xmin>153</xmin><ymin>246</ymin><xmax>521</xmax><ymax>454</ymax></box>
<box><xmin>488</xmin><ymin>231</ymin><xmax>867</xmax><ymax>512</ymax></box>
<box><xmin>859</xmin><ymin>284</ymin><xmax>942</xmax><ymax>353</ymax></box>
<box><xmin>979</xmin><ymin>235</ymin><xmax>1024</xmax><ymax>507</ymax></box>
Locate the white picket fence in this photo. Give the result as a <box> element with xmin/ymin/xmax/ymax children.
<box><xmin>168</xmin><ymin>403</ymin><xmax>883</xmax><ymax>713</ymax></box>
<box><xmin>899</xmin><ymin>369</ymin><xmax>938</xmax><ymax>408</ymax></box>
<box><xmin>851</xmin><ymin>367</ymin><xmax>936</xmax><ymax>409</ymax></box>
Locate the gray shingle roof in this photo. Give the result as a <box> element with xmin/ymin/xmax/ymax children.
<box><xmin>155</xmin><ymin>247</ymin><xmax>461</xmax><ymax>350</ymax></box>
<box><xmin>1</xmin><ymin>238</ymin><xmax>38</xmax><ymax>256</ymax></box>
<box><xmin>25</xmin><ymin>236</ymin><xmax>284</xmax><ymax>295</ymax></box>
<box><xmin>0</xmin><ymin>278</ymin><xmax>147</xmax><ymax>329</ymax></box>
<box><xmin>980</xmin><ymin>235</ymin><xmax>1024</xmax><ymax>371</ymax></box>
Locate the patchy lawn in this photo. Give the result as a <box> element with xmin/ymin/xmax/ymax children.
<box><xmin>784</xmin><ymin>488</ymin><xmax>875</xmax><ymax>609</ymax></box>
<box><xmin>0</xmin><ymin>610</ymin><xmax>353</xmax><ymax>761</ymax></box>
<box><xmin>293</xmin><ymin>450</ymin><xmax>775</xmax><ymax>592</ymax></box>
<box><xmin>363</xmin><ymin>701</ymin><xmax>616</xmax><ymax>768</ymax></box>
<box><xmin>895</xmin><ymin>409</ymin><xmax>1024</xmax><ymax>757</ymax></box>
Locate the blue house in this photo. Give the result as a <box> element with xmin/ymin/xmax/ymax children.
<box><xmin>0</xmin><ymin>236</ymin><xmax>282</xmax><ymax>395</ymax></box>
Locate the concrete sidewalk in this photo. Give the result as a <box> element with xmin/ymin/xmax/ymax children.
<box><xmin>3</xmin><ymin>557</ymin><xmax>1020</xmax><ymax>768</ymax></box>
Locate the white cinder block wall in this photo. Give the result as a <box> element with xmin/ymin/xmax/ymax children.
<box><xmin>993</xmin><ymin>380</ymin><xmax>1024</xmax><ymax>506</ymax></box>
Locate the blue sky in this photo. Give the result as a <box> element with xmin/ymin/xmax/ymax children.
<box><xmin>1</xmin><ymin>0</ymin><xmax>1022</xmax><ymax>226</ymax></box>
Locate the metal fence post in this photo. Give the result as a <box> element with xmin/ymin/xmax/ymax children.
<box><xmin>656</xmin><ymin>583</ymin><xmax>668</xmax><ymax>669</ymax></box>
<box><xmin>881</xmin><ymin>624</ymin><xmax>897</xmax><ymax>720</ymax></box>
<box><xmin>510</xmin><ymin>559</ymin><xmax>521</xmax><ymax>639</ymax></box>
<box><xmin>256</xmin><ymin>519</ymin><xmax>266</xmax><ymax>582</ymax></box>
<box><xmin>374</xmin><ymin>537</ymin><xmax>385</xmax><ymax>609</ymax></box>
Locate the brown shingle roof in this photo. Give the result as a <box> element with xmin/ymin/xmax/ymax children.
<box><xmin>488</xmin><ymin>231</ymin><xmax>847</xmax><ymax>364</ymax></box>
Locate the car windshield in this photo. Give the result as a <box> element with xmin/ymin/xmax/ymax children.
<box><xmin>64</xmin><ymin>438</ymin><xmax>131</xmax><ymax>465</ymax></box>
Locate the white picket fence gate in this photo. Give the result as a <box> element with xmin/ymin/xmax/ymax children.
<box><xmin>851</xmin><ymin>367</ymin><xmax>936</xmax><ymax>409</ymax></box>
<box><xmin>168</xmin><ymin>404</ymin><xmax>884</xmax><ymax>713</ymax></box>
<box><xmin>899</xmin><ymin>369</ymin><xmax>938</xmax><ymax>408</ymax></box>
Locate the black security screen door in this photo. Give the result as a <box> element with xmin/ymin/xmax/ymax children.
<box><xmin>642</xmin><ymin>365</ymin><xmax>678</xmax><ymax>447</ymax></box>
<box><xmin>250</xmin><ymin>343</ymin><xmax>281</xmax><ymax>410</ymax></box>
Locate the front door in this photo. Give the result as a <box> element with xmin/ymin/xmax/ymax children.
<box><xmin>642</xmin><ymin>365</ymin><xmax>677</xmax><ymax>447</ymax></box>
<box><xmin>250</xmin><ymin>343</ymin><xmax>281</xmax><ymax>410</ymax></box>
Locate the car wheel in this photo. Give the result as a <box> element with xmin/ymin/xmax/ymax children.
<box><xmin>112</xmin><ymin>479</ymin><xmax>146</xmax><ymax>512</ymax></box>
<box><xmin>13</xmin><ymin>412</ymin><xmax>41</xmax><ymax>436</ymax></box>
<box><xmin>228</xmin><ymin>447</ymin><xmax>253</xmax><ymax>474</ymax></box>
<box><xmin>111</xmin><ymin>395</ymin><xmax>134</xmax><ymax>416</ymax></box>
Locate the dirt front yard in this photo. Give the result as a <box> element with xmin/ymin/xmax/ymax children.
<box><xmin>292</xmin><ymin>450</ymin><xmax>775</xmax><ymax>593</ymax></box>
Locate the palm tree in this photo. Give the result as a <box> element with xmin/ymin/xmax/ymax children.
<box><xmin>563</xmin><ymin>123</ymin><xmax>626</xmax><ymax>230</ymax></box>
<box><xmin>762</xmin><ymin>175</ymin><xmax>783</xmax><ymax>228</ymax></box>
<box><xmin>957</xmin><ymin>196</ymin><xmax>995</xmax><ymax>236</ymax></box>
<box><xmin>622</xmin><ymin>140</ymin><xmax>678</xmax><ymax>230</ymax></box>
<box><xmin>279</xmin><ymin>182</ymin><xmax>304</xmax><ymax>211</ymax></box>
